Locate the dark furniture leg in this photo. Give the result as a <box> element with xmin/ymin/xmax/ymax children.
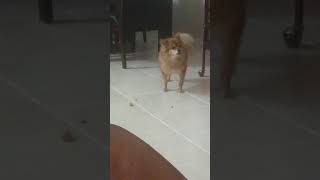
<box><xmin>119</xmin><ymin>0</ymin><xmax>127</xmax><ymax>69</ymax></box>
<box><xmin>199</xmin><ymin>20</ymin><xmax>208</xmax><ymax>77</ymax></box>
<box><xmin>199</xmin><ymin>27</ymin><xmax>208</xmax><ymax>77</ymax></box>
<box><xmin>199</xmin><ymin>0</ymin><xmax>209</xmax><ymax>77</ymax></box>
<box><xmin>199</xmin><ymin>41</ymin><xmax>206</xmax><ymax>77</ymax></box>
<box><xmin>38</xmin><ymin>0</ymin><xmax>53</xmax><ymax>24</ymax></box>
<box><xmin>283</xmin><ymin>0</ymin><xmax>304</xmax><ymax>48</ymax></box>
<box><xmin>129</xmin><ymin>32</ymin><xmax>136</xmax><ymax>52</ymax></box>
<box><xmin>158</xmin><ymin>32</ymin><xmax>161</xmax><ymax>51</ymax></box>
<box><xmin>119</xmin><ymin>31</ymin><xmax>127</xmax><ymax>69</ymax></box>
<box><xmin>143</xmin><ymin>31</ymin><xmax>147</xmax><ymax>43</ymax></box>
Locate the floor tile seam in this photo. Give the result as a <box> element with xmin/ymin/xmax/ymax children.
<box><xmin>0</xmin><ymin>75</ymin><xmax>107</xmax><ymax>151</ymax></box>
<box><xmin>239</xmin><ymin>95</ymin><xmax>320</xmax><ymax>138</ymax></box>
<box><xmin>110</xmin><ymin>84</ymin><xmax>210</xmax><ymax>108</ymax></box>
<box><xmin>111</xmin><ymin>85</ymin><xmax>211</xmax><ymax>155</ymax></box>
<box><xmin>129</xmin><ymin>64</ymin><xmax>211</xmax><ymax>106</ymax></box>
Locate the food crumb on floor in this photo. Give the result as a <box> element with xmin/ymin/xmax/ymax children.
<box><xmin>80</xmin><ymin>120</ymin><xmax>88</xmax><ymax>124</ymax></box>
<box><xmin>129</xmin><ymin>102</ymin><xmax>134</xmax><ymax>107</ymax></box>
<box><xmin>62</xmin><ymin>129</ymin><xmax>76</xmax><ymax>143</ymax></box>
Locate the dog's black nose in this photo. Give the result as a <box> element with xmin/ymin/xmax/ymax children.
<box><xmin>177</xmin><ymin>49</ymin><xmax>181</xmax><ymax>54</ymax></box>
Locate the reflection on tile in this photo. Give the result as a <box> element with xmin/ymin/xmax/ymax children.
<box><xmin>0</xmin><ymin>80</ymin><xmax>106</xmax><ymax>180</ymax></box>
<box><xmin>211</xmin><ymin>1</ymin><xmax>320</xmax><ymax>179</ymax></box>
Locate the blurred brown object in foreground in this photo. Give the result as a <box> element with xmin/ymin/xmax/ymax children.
<box><xmin>110</xmin><ymin>124</ymin><xmax>187</xmax><ymax>180</ymax></box>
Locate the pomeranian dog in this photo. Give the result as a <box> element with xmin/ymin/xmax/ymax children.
<box><xmin>211</xmin><ymin>0</ymin><xmax>246</xmax><ymax>97</ymax></box>
<box><xmin>159</xmin><ymin>33</ymin><xmax>194</xmax><ymax>93</ymax></box>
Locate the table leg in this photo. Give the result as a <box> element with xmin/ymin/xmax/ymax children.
<box><xmin>38</xmin><ymin>0</ymin><xmax>53</xmax><ymax>24</ymax></box>
<box><xmin>283</xmin><ymin>0</ymin><xmax>304</xmax><ymax>48</ymax></box>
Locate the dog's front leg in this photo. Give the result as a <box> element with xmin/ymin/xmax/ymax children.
<box><xmin>167</xmin><ymin>74</ymin><xmax>171</xmax><ymax>82</ymax></box>
<box><xmin>161</xmin><ymin>70</ymin><xmax>168</xmax><ymax>92</ymax></box>
<box><xmin>178</xmin><ymin>68</ymin><xmax>187</xmax><ymax>93</ymax></box>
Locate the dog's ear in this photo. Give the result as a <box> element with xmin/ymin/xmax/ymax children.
<box><xmin>174</xmin><ymin>32</ymin><xmax>181</xmax><ymax>39</ymax></box>
<box><xmin>174</xmin><ymin>32</ymin><xmax>181</xmax><ymax>37</ymax></box>
<box><xmin>160</xmin><ymin>39</ymin><xmax>168</xmax><ymax>47</ymax></box>
<box><xmin>174</xmin><ymin>33</ymin><xmax>182</xmax><ymax>43</ymax></box>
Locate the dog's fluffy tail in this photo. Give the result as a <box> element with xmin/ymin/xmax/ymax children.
<box><xmin>175</xmin><ymin>32</ymin><xmax>194</xmax><ymax>55</ymax></box>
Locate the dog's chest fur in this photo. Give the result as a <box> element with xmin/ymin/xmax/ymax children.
<box><xmin>159</xmin><ymin>50</ymin><xmax>187</xmax><ymax>73</ymax></box>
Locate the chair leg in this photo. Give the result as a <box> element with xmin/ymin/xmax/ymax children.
<box><xmin>283</xmin><ymin>0</ymin><xmax>304</xmax><ymax>48</ymax></box>
<box><xmin>119</xmin><ymin>28</ymin><xmax>126</xmax><ymax>69</ymax></box>
<box><xmin>143</xmin><ymin>31</ymin><xmax>147</xmax><ymax>43</ymax></box>
<box><xmin>158</xmin><ymin>31</ymin><xmax>161</xmax><ymax>52</ymax></box>
<box><xmin>199</xmin><ymin>0</ymin><xmax>209</xmax><ymax>77</ymax></box>
<box><xmin>293</xmin><ymin>0</ymin><xmax>304</xmax><ymax>32</ymax></box>
<box><xmin>38</xmin><ymin>0</ymin><xmax>53</xmax><ymax>24</ymax></box>
<box><xmin>119</xmin><ymin>0</ymin><xmax>127</xmax><ymax>69</ymax></box>
<box><xmin>129</xmin><ymin>32</ymin><xmax>136</xmax><ymax>52</ymax></box>
<box><xmin>120</xmin><ymin>43</ymin><xmax>126</xmax><ymax>69</ymax></box>
<box><xmin>199</xmin><ymin>26</ymin><xmax>208</xmax><ymax>77</ymax></box>
<box><xmin>199</xmin><ymin>44</ymin><xmax>206</xmax><ymax>77</ymax></box>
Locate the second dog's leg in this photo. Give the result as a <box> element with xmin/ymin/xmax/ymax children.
<box><xmin>178</xmin><ymin>68</ymin><xmax>187</xmax><ymax>93</ymax></box>
<box><xmin>220</xmin><ymin>33</ymin><xmax>241</xmax><ymax>97</ymax></box>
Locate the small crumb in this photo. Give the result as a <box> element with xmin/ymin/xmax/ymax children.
<box><xmin>62</xmin><ymin>129</ymin><xmax>76</xmax><ymax>143</ymax></box>
<box><xmin>171</xmin><ymin>106</ymin><xmax>174</xmax><ymax>108</ymax></box>
<box><xmin>80</xmin><ymin>120</ymin><xmax>88</xmax><ymax>124</ymax></box>
<box><xmin>129</xmin><ymin>102</ymin><xmax>134</xmax><ymax>107</ymax></box>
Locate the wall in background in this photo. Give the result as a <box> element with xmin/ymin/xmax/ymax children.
<box><xmin>172</xmin><ymin>0</ymin><xmax>204</xmax><ymax>42</ymax></box>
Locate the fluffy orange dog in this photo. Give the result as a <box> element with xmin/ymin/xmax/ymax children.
<box><xmin>159</xmin><ymin>33</ymin><xmax>194</xmax><ymax>93</ymax></box>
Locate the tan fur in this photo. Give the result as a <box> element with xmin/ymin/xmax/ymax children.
<box><xmin>211</xmin><ymin>0</ymin><xmax>246</xmax><ymax>97</ymax></box>
<box><xmin>159</xmin><ymin>33</ymin><xmax>194</xmax><ymax>93</ymax></box>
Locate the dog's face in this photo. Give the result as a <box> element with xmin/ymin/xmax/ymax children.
<box><xmin>160</xmin><ymin>37</ymin><xmax>184</xmax><ymax>57</ymax></box>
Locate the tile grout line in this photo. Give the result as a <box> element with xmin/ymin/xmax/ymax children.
<box><xmin>0</xmin><ymin>75</ymin><xmax>107</xmax><ymax>151</ymax></box>
<box><xmin>109</xmin><ymin>82</ymin><xmax>163</xmax><ymax>97</ymax></box>
<box><xmin>239</xmin><ymin>96</ymin><xmax>320</xmax><ymax>138</ymax></box>
<box><xmin>111</xmin><ymin>85</ymin><xmax>210</xmax><ymax>155</ymax></box>
<box><xmin>185</xmin><ymin>92</ymin><xmax>210</xmax><ymax>106</ymax></box>
<box><xmin>111</xmin><ymin>86</ymin><xmax>209</xmax><ymax>114</ymax></box>
<box><xmin>130</xmin><ymin>63</ymin><xmax>210</xmax><ymax>106</ymax></box>
<box><xmin>125</xmin><ymin>89</ymin><xmax>210</xmax><ymax>106</ymax></box>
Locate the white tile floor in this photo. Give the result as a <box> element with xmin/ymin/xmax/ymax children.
<box><xmin>110</xmin><ymin>37</ymin><xmax>210</xmax><ymax>180</ymax></box>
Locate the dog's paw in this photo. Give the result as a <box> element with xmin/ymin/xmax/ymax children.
<box><xmin>164</xmin><ymin>88</ymin><xmax>168</xmax><ymax>92</ymax></box>
<box><xmin>178</xmin><ymin>89</ymin><xmax>184</xmax><ymax>93</ymax></box>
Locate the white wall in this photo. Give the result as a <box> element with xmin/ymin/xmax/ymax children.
<box><xmin>172</xmin><ymin>0</ymin><xmax>204</xmax><ymax>42</ymax></box>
